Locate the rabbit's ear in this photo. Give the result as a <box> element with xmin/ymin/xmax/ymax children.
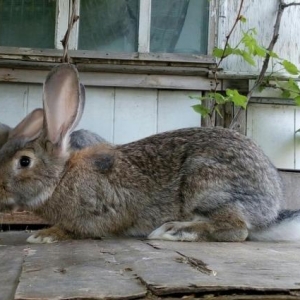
<box><xmin>43</xmin><ymin>64</ymin><xmax>83</xmax><ymax>155</ymax></box>
<box><xmin>0</xmin><ymin>122</ymin><xmax>11</xmax><ymax>148</ymax></box>
<box><xmin>69</xmin><ymin>83</ymin><xmax>86</xmax><ymax>133</ymax></box>
<box><xmin>8</xmin><ymin>109</ymin><xmax>44</xmax><ymax>141</ymax></box>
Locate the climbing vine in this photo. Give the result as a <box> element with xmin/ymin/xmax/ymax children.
<box><xmin>191</xmin><ymin>0</ymin><xmax>300</xmax><ymax>130</ymax></box>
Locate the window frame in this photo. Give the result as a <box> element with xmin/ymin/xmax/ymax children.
<box><xmin>0</xmin><ymin>0</ymin><xmax>219</xmax><ymax>89</ymax></box>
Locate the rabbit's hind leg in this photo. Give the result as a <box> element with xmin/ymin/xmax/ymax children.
<box><xmin>148</xmin><ymin>206</ymin><xmax>248</xmax><ymax>242</ymax></box>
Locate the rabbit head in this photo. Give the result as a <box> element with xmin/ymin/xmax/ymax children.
<box><xmin>0</xmin><ymin>64</ymin><xmax>84</xmax><ymax>212</ymax></box>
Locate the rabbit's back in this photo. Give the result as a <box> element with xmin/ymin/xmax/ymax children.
<box><xmin>117</xmin><ymin>127</ymin><xmax>282</xmax><ymax>230</ymax></box>
<box><xmin>70</xmin><ymin>129</ymin><xmax>108</xmax><ymax>150</ymax></box>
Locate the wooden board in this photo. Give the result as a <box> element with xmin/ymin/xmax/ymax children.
<box><xmin>279</xmin><ymin>170</ymin><xmax>300</xmax><ymax>210</ymax></box>
<box><xmin>144</xmin><ymin>240</ymin><xmax>300</xmax><ymax>296</ymax></box>
<box><xmin>0</xmin><ymin>235</ymin><xmax>296</xmax><ymax>300</ymax></box>
<box><xmin>15</xmin><ymin>240</ymin><xmax>147</xmax><ymax>300</ymax></box>
<box><xmin>0</xmin><ymin>245</ymin><xmax>24</xmax><ymax>300</ymax></box>
<box><xmin>0</xmin><ymin>212</ymin><xmax>46</xmax><ymax>225</ymax></box>
<box><xmin>247</xmin><ymin>103</ymin><xmax>296</xmax><ymax>169</ymax></box>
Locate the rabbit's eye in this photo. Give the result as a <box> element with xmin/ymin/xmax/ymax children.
<box><xmin>19</xmin><ymin>156</ymin><xmax>31</xmax><ymax>168</ymax></box>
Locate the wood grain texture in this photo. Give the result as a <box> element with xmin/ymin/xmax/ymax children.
<box><xmin>0</xmin><ymin>212</ymin><xmax>46</xmax><ymax>225</ymax></box>
<box><xmin>0</xmin><ymin>235</ymin><xmax>297</xmax><ymax>300</ymax></box>
<box><xmin>246</xmin><ymin>103</ymin><xmax>296</xmax><ymax>169</ymax></box>
<box><xmin>0</xmin><ymin>46</ymin><xmax>215</xmax><ymax>64</ymax></box>
<box><xmin>0</xmin><ymin>68</ymin><xmax>215</xmax><ymax>90</ymax></box>
<box><xmin>14</xmin><ymin>240</ymin><xmax>147</xmax><ymax>300</ymax></box>
<box><xmin>0</xmin><ymin>246</ymin><xmax>24</xmax><ymax>300</ymax></box>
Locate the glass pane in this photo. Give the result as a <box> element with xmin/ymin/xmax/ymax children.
<box><xmin>0</xmin><ymin>0</ymin><xmax>56</xmax><ymax>48</ymax></box>
<box><xmin>150</xmin><ymin>0</ymin><xmax>209</xmax><ymax>54</ymax></box>
<box><xmin>79</xmin><ymin>0</ymin><xmax>139</xmax><ymax>52</ymax></box>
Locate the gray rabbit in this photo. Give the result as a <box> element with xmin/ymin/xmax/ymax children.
<box><xmin>0</xmin><ymin>64</ymin><xmax>299</xmax><ymax>244</ymax></box>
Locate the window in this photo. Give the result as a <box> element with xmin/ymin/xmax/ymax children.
<box><xmin>78</xmin><ymin>0</ymin><xmax>140</xmax><ymax>52</ymax></box>
<box><xmin>0</xmin><ymin>0</ymin><xmax>210</xmax><ymax>56</ymax></box>
<box><xmin>0</xmin><ymin>0</ymin><xmax>56</xmax><ymax>48</ymax></box>
<box><xmin>150</xmin><ymin>0</ymin><xmax>209</xmax><ymax>54</ymax></box>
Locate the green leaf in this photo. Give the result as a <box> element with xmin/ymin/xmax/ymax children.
<box><xmin>226</xmin><ymin>89</ymin><xmax>248</xmax><ymax>108</ymax></box>
<box><xmin>281</xmin><ymin>89</ymin><xmax>291</xmax><ymax>98</ymax></box>
<box><xmin>287</xmin><ymin>78</ymin><xmax>300</xmax><ymax>93</ymax></box>
<box><xmin>253</xmin><ymin>46</ymin><xmax>267</xmax><ymax>57</ymax></box>
<box><xmin>269</xmin><ymin>51</ymin><xmax>279</xmax><ymax>59</ymax></box>
<box><xmin>240</xmin><ymin>29</ymin><xmax>267</xmax><ymax>58</ymax></box>
<box><xmin>294</xmin><ymin>96</ymin><xmax>300</xmax><ymax>106</ymax></box>
<box><xmin>213</xmin><ymin>92</ymin><xmax>226</xmax><ymax>104</ymax></box>
<box><xmin>282</xmin><ymin>60</ymin><xmax>299</xmax><ymax>75</ymax></box>
<box><xmin>230</xmin><ymin>48</ymin><xmax>256</xmax><ymax>66</ymax></box>
<box><xmin>213</xmin><ymin>45</ymin><xmax>234</xmax><ymax>58</ymax></box>
<box><xmin>241</xmin><ymin>51</ymin><xmax>256</xmax><ymax>66</ymax></box>
<box><xmin>191</xmin><ymin>104</ymin><xmax>210</xmax><ymax>116</ymax></box>
<box><xmin>213</xmin><ymin>47</ymin><xmax>224</xmax><ymax>58</ymax></box>
<box><xmin>240</xmin><ymin>15</ymin><xmax>247</xmax><ymax>23</ymax></box>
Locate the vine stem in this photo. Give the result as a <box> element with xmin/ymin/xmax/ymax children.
<box><xmin>61</xmin><ymin>0</ymin><xmax>79</xmax><ymax>63</ymax></box>
<box><xmin>229</xmin><ymin>0</ymin><xmax>294</xmax><ymax>130</ymax></box>
<box><xmin>208</xmin><ymin>0</ymin><xmax>245</xmax><ymax>124</ymax></box>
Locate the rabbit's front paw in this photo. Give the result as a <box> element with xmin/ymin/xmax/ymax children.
<box><xmin>26</xmin><ymin>226</ymin><xmax>73</xmax><ymax>244</ymax></box>
<box><xmin>148</xmin><ymin>221</ymin><xmax>198</xmax><ymax>242</ymax></box>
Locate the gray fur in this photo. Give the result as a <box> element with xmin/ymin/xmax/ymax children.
<box><xmin>69</xmin><ymin>129</ymin><xmax>108</xmax><ymax>150</ymax></box>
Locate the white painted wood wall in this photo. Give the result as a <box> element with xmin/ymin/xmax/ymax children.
<box><xmin>218</xmin><ymin>0</ymin><xmax>300</xmax><ymax>170</ymax></box>
<box><xmin>247</xmin><ymin>102</ymin><xmax>300</xmax><ymax>169</ymax></box>
<box><xmin>218</xmin><ymin>0</ymin><xmax>300</xmax><ymax>73</ymax></box>
<box><xmin>1</xmin><ymin>0</ymin><xmax>300</xmax><ymax>170</ymax></box>
<box><xmin>0</xmin><ymin>83</ymin><xmax>201</xmax><ymax>144</ymax></box>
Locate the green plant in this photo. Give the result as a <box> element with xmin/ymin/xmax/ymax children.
<box><xmin>191</xmin><ymin>0</ymin><xmax>300</xmax><ymax>130</ymax></box>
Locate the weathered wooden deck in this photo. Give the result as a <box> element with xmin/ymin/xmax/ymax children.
<box><xmin>1</xmin><ymin>231</ymin><xmax>300</xmax><ymax>300</ymax></box>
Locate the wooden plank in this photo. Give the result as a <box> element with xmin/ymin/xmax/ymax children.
<box><xmin>138</xmin><ymin>0</ymin><xmax>151</xmax><ymax>53</ymax></box>
<box><xmin>294</xmin><ymin>108</ymin><xmax>300</xmax><ymax>169</ymax></box>
<box><xmin>78</xmin><ymin>87</ymin><xmax>115</xmax><ymax>142</ymax></box>
<box><xmin>0</xmin><ymin>60</ymin><xmax>210</xmax><ymax>76</ymax></box>
<box><xmin>0</xmin><ymin>46</ymin><xmax>216</xmax><ymax>64</ymax></box>
<box><xmin>207</xmin><ymin>0</ymin><xmax>219</xmax><ymax>55</ymax></box>
<box><xmin>15</xmin><ymin>240</ymin><xmax>147</xmax><ymax>300</ymax></box>
<box><xmin>114</xmin><ymin>89</ymin><xmax>157</xmax><ymax>143</ymax></box>
<box><xmin>246</xmin><ymin>103</ymin><xmax>296</xmax><ymax>169</ymax></box>
<box><xmin>27</xmin><ymin>84</ymin><xmax>43</xmax><ymax>113</ymax></box>
<box><xmin>0</xmin><ymin>235</ymin><xmax>300</xmax><ymax>299</ymax></box>
<box><xmin>0</xmin><ymin>68</ymin><xmax>217</xmax><ymax>90</ymax></box>
<box><xmin>0</xmin><ymin>246</ymin><xmax>24</xmax><ymax>300</ymax></box>
<box><xmin>157</xmin><ymin>90</ymin><xmax>201</xmax><ymax>132</ymax></box>
<box><xmin>0</xmin><ymin>231</ymin><xmax>31</xmax><ymax>246</ymax></box>
<box><xmin>0</xmin><ymin>83</ymin><xmax>29</xmax><ymax>126</ymax></box>
<box><xmin>279</xmin><ymin>170</ymin><xmax>300</xmax><ymax>209</ymax></box>
<box><xmin>0</xmin><ymin>212</ymin><xmax>46</xmax><ymax>225</ymax></box>
<box><xmin>144</xmin><ymin>241</ymin><xmax>300</xmax><ymax>297</ymax></box>
<box><xmin>55</xmin><ymin>0</ymin><xmax>69</xmax><ymax>50</ymax></box>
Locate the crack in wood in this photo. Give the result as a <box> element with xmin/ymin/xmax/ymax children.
<box><xmin>175</xmin><ymin>251</ymin><xmax>217</xmax><ymax>276</ymax></box>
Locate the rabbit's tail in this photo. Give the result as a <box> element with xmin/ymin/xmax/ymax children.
<box><xmin>248</xmin><ymin>210</ymin><xmax>300</xmax><ymax>242</ymax></box>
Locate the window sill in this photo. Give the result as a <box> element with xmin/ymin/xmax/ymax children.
<box><xmin>0</xmin><ymin>46</ymin><xmax>215</xmax><ymax>68</ymax></box>
<box><xmin>0</xmin><ymin>47</ymin><xmax>249</xmax><ymax>91</ymax></box>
